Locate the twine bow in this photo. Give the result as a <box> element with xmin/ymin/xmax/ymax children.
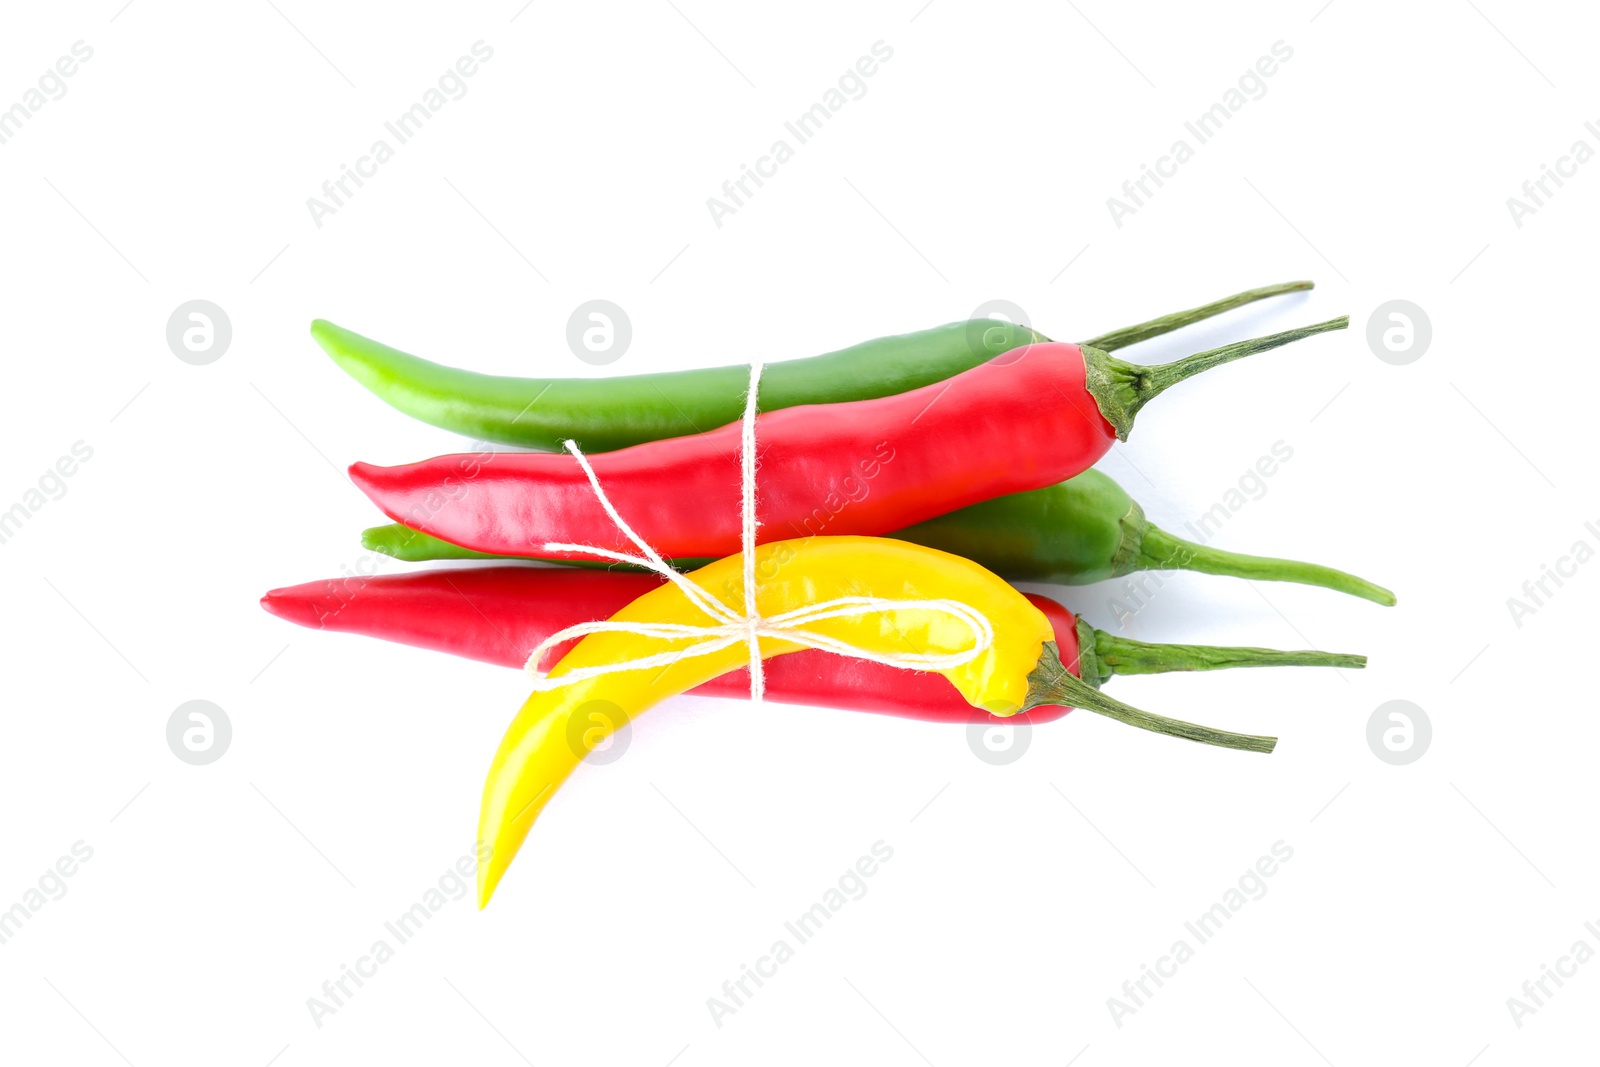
<box><xmin>524</xmin><ymin>363</ymin><xmax>994</xmax><ymax>702</ymax></box>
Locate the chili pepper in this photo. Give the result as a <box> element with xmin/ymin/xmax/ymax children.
<box><xmin>347</xmin><ymin>317</ymin><xmax>1347</xmax><ymax>562</ymax></box>
<box><xmin>259</xmin><ymin>564</ymin><xmax>1365</xmax><ymax>725</ymax></box>
<box><xmin>312</xmin><ymin>281</ymin><xmax>1312</xmax><ymax>452</ymax></box>
<box><xmin>470</xmin><ymin>536</ymin><xmax>1289</xmax><ymax>906</ymax></box>
<box><xmin>357</xmin><ymin>466</ymin><xmax>1395</xmax><ymax>605</ymax></box>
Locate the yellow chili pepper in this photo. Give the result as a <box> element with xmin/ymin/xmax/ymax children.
<box><xmin>477</xmin><ymin>536</ymin><xmax>1274</xmax><ymax>907</ymax></box>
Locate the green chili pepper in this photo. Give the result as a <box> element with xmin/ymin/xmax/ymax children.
<box><xmin>359</xmin><ymin>467</ymin><xmax>1394</xmax><ymax>605</ymax></box>
<box><xmin>892</xmin><ymin>470</ymin><xmax>1395</xmax><ymax>603</ymax></box>
<box><xmin>313</xmin><ymin>281</ymin><xmax>1313</xmax><ymax>453</ymax></box>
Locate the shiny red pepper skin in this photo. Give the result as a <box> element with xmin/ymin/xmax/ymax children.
<box><xmin>259</xmin><ymin>566</ymin><xmax>1078</xmax><ymax>725</ymax></box>
<box><xmin>348</xmin><ymin>344</ymin><xmax>1114</xmax><ymax>561</ymax></box>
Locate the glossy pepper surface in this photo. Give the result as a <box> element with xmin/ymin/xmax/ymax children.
<box><xmin>348</xmin><ymin>319</ymin><xmax>1347</xmax><ymax>562</ymax></box>
<box><xmin>472</xmin><ymin>535</ymin><xmax>1280</xmax><ymax>906</ymax></box>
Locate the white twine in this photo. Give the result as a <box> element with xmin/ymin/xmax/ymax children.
<box><xmin>523</xmin><ymin>363</ymin><xmax>995</xmax><ymax>703</ymax></box>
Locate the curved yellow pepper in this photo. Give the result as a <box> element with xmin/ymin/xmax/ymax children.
<box><xmin>476</xmin><ymin>536</ymin><xmax>1051</xmax><ymax>907</ymax></box>
<box><xmin>476</xmin><ymin>535</ymin><xmax>1277</xmax><ymax>907</ymax></box>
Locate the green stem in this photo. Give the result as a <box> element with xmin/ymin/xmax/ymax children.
<box><xmin>1023</xmin><ymin>642</ymin><xmax>1276</xmax><ymax>754</ymax></box>
<box><xmin>1092</xmin><ymin>630</ymin><xmax>1365</xmax><ymax>676</ymax></box>
<box><xmin>1139</xmin><ymin>524</ymin><xmax>1396</xmax><ymax>606</ymax></box>
<box><xmin>1071</xmin><ymin>616</ymin><xmax>1365</xmax><ymax>687</ymax></box>
<box><xmin>1082</xmin><ymin>316</ymin><xmax>1349</xmax><ymax>440</ymax></box>
<box><xmin>1085</xmin><ymin>280</ymin><xmax>1314</xmax><ymax>352</ymax></box>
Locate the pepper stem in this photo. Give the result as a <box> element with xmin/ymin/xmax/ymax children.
<box><xmin>1023</xmin><ymin>642</ymin><xmax>1277</xmax><ymax>754</ymax></box>
<box><xmin>1138</xmin><ymin>524</ymin><xmax>1396</xmax><ymax>606</ymax></box>
<box><xmin>1091</xmin><ymin>629</ymin><xmax>1365</xmax><ymax>677</ymax></box>
<box><xmin>1082</xmin><ymin>316</ymin><xmax>1349</xmax><ymax>440</ymax></box>
<box><xmin>1085</xmin><ymin>280</ymin><xmax>1313</xmax><ymax>352</ymax></box>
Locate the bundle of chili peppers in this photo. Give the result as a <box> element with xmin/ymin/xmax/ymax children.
<box><xmin>263</xmin><ymin>280</ymin><xmax>1388</xmax><ymax>906</ymax></box>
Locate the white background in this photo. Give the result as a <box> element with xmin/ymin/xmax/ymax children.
<box><xmin>0</xmin><ymin>1</ymin><xmax>1594</xmax><ymax>1063</ymax></box>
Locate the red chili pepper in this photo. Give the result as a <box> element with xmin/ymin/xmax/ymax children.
<box><xmin>348</xmin><ymin>319</ymin><xmax>1345</xmax><ymax>561</ymax></box>
<box><xmin>259</xmin><ymin>566</ymin><xmax>1364</xmax><ymax>725</ymax></box>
